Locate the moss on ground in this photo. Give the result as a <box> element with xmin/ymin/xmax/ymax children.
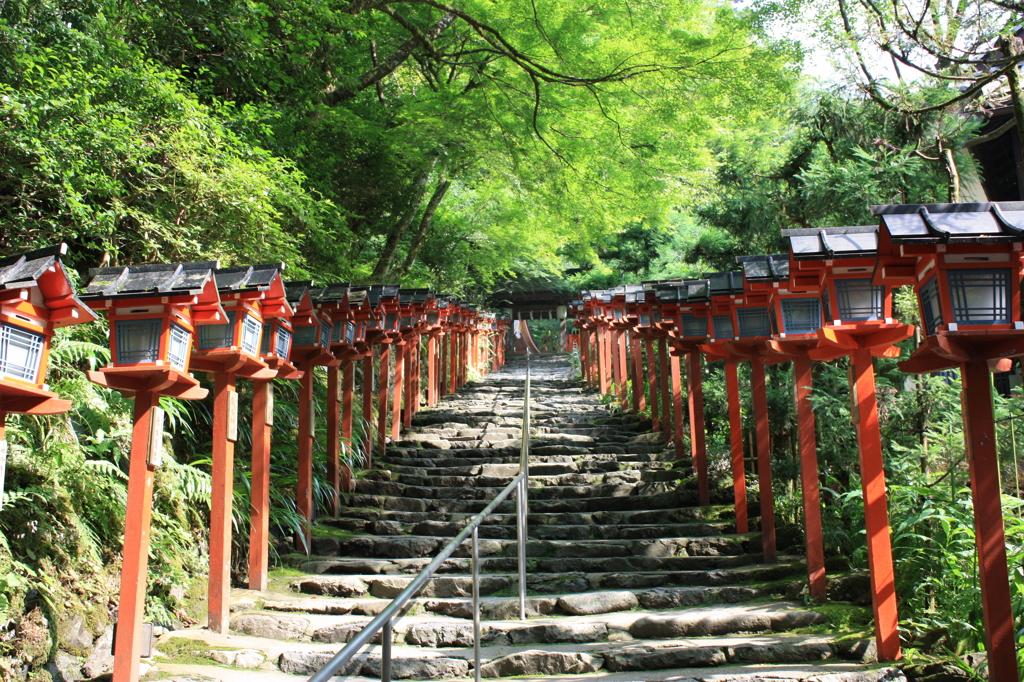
<box><xmin>154</xmin><ymin>637</ymin><xmax>236</xmax><ymax>666</ymax></box>
<box><xmin>791</xmin><ymin>602</ymin><xmax>874</xmax><ymax>636</ymax></box>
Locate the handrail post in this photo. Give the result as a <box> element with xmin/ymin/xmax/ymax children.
<box><xmin>518</xmin><ymin>351</ymin><xmax>530</xmax><ymax>620</ymax></box>
<box><xmin>381</xmin><ymin>619</ymin><xmax>392</xmax><ymax>682</ymax></box>
<box><xmin>472</xmin><ymin>526</ymin><xmax>481</xmax><ymax>682</ymax></box>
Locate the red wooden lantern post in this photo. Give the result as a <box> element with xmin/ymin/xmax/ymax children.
<box><xmin>190</xmin><ymin>265</ymin><xmax>286</xmax><ymax>633</ymax></box>
<box><xmin>630</xmin><ymin>290</ymin><xmax>661</xmax><ymax>431</ymax></box>
<box><xmin>344</xmin><ymin>286</ymin><xmax>378</xmax><ymax>465</ymax></box>
<box><xmin>0</xmin><ymin>245</ymin><xmax>98</xmax><ymax>500</ymax></box>
<box><xmin>783</xmin><ymin>224</ymin><xmax>912</xmax><ymax>658</ymax></box>
<box><xmin>734</xmin><ymin>254</ymin><xmax>832</xmax><ymax>603</ymax></box>
<box><xmin>873</xmin><ymin>202</ymin><xmax>1024</xmax><ymax>678</ymax></box>
<box><xmin>81</xmin><ymin>261</ymin><xmax>221</xmax><ymax>682</ymax></box>
<box><xmin>285</xmin><ymin>282</ymin><xmax>338</xmax><ymax>552</ymax></box>
<box><xmin>248</xmin><ymin>273</ymin><xmax>300</xmax><ymax>592</ymax></box>
<box><xmin>656</xmin><ymin>280</ymin><xmax>714</xmax><ymax>506</ymax></box>
<box><xmin>701</xmin><ymin>270</ymin><xmax>778</xmax><ymax>562</ymax></box>
<box><xmin>369</xmin><ymin>286</ymin><xmax>402</xmax><ymax>452</ymax></box>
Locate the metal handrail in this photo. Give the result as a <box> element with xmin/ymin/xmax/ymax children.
<box><xmin>307</xmin><ymin>351</ymin><xmax>531</xmax><ymax>682</ymax></box>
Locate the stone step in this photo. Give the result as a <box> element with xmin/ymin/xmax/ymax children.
<box><xmin>381</xmin><ymin>451</ymin><xmax>668</xmax><ymax>469</ymax></box>
<box><xmin>343</xmin><ymin>487</ymin><xmax>705</xmax><ymax>514</ymax></box>
<box><xmin>386</xmin><ymin>460</ymin><xmax>673</xmax><ymax>478</ymax></box>
<box><xmin>392</xmin><ymin>468</ymin><xmax>683</xmax><ymax>490</ymax></box>
<box><xmin>352</xmin><ymin>477</ymin><xmax>695</xmax><ymax>501</ymax></box>
<box><xmin>309</xmin><ymin>532</ymin><xmax>762</xmax><ymax>560</ymax></box>
<box><xmin>292</xmin><ymin>561</ymin><xmax>802</xmax><ymax>598</ymax></box>
<box><xmin>320</xmin><ymin>504</ymin><xmax>749</xmax><ymax>531</ymax></box>
<box><xmin>391</xmin><ymin>519</ymin><xmax>741</xmax><ymax>541</ymax></box>
<box><xmin>296</xmin><ymin>551</ymin><xmax>768</xmax><ymax>577</ymax></box>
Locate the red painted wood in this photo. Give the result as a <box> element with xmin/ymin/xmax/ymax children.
<box><xmin>326</xmin><ymin>365</ymin><xmax>340</xmax><ymax>515</ymax></box>
<box><xmin>597</xmin><ymin>328</ymin><xmax>610</xmax><ymax>395</ymax></box>
<box><xmin>209</xmin><ymin>372</ymin><xmax>237</xmax><ymax>633</ymax></box>
<box><xmin>427</xmin><ymin>335</ymin><xmax>437</xmax><ymax>405</ymax></box>
<box><xmin>377</xmin><ymin>346</ymin><xmax>390</xmax><ymax>456</ymax></box>
<box><xmin>452</xmin><ymin>329</ymin><xmax>460</xmax><ymax>391</ymax></box>
<box><xmin>615</xmin><ymin>330</ymin><xmax>628</xmax><ymax>408</ymax></box>
<box><xmin>295</xmin><ymin>364</ymin><xmax>314</xmax><ymax>552</ymax></box>
<box><xmin>658</xmin><ymin>338</ymin><xmax>671</xmax><ymax>442</ymax></box>
<box><xmin>725</xmin><ymin>361</ymin><xmax>748</xmax><ymax>533</ymax></box>
<box><xmin>392</xmin><ymin>342</ymin><xmax>405</xmax><ymax>441</ymax></box>
<box><xmin>249</xmin><ymin>380</ymin><xmax>271</xmax><ymax>591</ymax></box>
<box><xmin>340</xmin><ymin>359</ymin><xmax>354</xmax><ymax>493</ymax></box>
<box><xmin>362</xmin><ymin>354</ymin><xmax>375</xmax><ymax>468</ymax></box>
<box><xmin>111</xmin><ymin>391</ymin><xmax>159</xmax><ymax>682</ymax></box>
<box><xmin>750</xmin><ymin>355</ymin><xmax>776</xmax><ymax>564</ymax></box>
<box><xmin>850</xmin><ymin>349</ymin><xmax>901</xmax><ymax>661</ymax></box>
<box><xmin>670</xmin><ymin>352</ymin><xmax>685</xmax><ymax>460</ymax></box>
<box><xmin>631</xmin><ymin>333</ymin><xmax>645</xmax><ymax>413</ymax></box>
<box><xmin>792</xmin><ymin>353</ymin><xmax>825</xmax><ymax>602</ymax></box>
<box><xmin>645</xmin><ymin>337</ymin><xmax>659</xmax><ymax>431</ymax></box>
<box><xmin>686</xmin><ymin>351</ymin><xmax>710</xmax><ymax>506</ymax></box>
<box><xmin>960</xmin><ymin>358</ymin><xmax>1018</xmax><ymax>679</ymax></box>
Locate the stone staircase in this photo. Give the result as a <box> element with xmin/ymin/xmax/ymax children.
<box><xmin>153</xmin><ymin>354</ymin><xmax>901</xmax><ymax>682</ymax></box>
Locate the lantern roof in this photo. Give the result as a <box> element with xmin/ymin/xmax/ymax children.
<box><xmin>285</xmin><ymin>280</ymin><xmax>315</xmax><ymax>307</ymax></box>
<box><xmin>781</xmin><ymin>226</ymin><xmax>878</xmax><ymax>260</ymax></box>
<box><xmin>82</xmin><ymin>261</ymin><xmax>220</xmax><ymax>302</ymax></box>
<box><xmin>736</xmin><ymin>254</ymin><xmax>789</xmax><ymax>283</ymax></box>
<box><xmin>399</xmin><ymin>288</ymin><xmax>430</xmax><ymax>304</ymax></box>
<box><xmin>365</xmin><ymin>284</ymin><xmax>399</xmax><ymax>306</ymax></box>
<box><xmin>213</xmin><ymin>263</ymin><xmax>287</xmax><ymax>292</ymax></box>
<box><xmin>871</xmin><ymin>201</ymin><xmax>1024</xmax><ymax>243</ymax></box>
<box><xmin>654</xmin><ymin>280</ymin><xmax>710</xmax><ymax>303</ymax></box>
<box><xmin>0</xmin><ymin>244</ymin><xmax>98</xmax><ymax>327</ymax></box>
<box><xmin>704</xmin><ymin>271</ymin><xmax>745</xmax><ymax>296</ymax></box>
<box><xmin>313</xmin><ymin>282</ymin><xmax>352</xmax><ymax>303</ymax></box>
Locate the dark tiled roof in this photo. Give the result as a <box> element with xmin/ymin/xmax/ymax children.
<box><xmin>782</xmin><ymin>227</ymin><xmax>877</xmax><ymax>259</ymax></box>
<box><xmin>285</xmin><ymin>281</ymin><xmax>314</xmax><ymax>307</ymax></box>
<box><xmin>872</xmin><ymin>202</ymin><xmax>1024</xmax><ymax>242</ymax></box>
<box><xmin>314</xmin><ymin>283</ymin><xmax>351</xmax><ymax>303</ymax></box>
<box><xmin>82</xmin><ymin>261</ymin><xmax>219</xmax><ymax>300</ymax></box>
<box><xmin>704</xmin><ymin>271</ymin><xmax>745</xmax><ymax>296</ymax></box>
<box><xmin>654</xmin><ymin>280</ymin><xmax>711</xmax><ymax>303</ymax></box>
<box><xmin>0</xmin><ymin>244</ymin><xmax>65</xmax><ymax>289</ymax></box>
<box><xmin>736</xmin><ymin>255</ymin><xmax>789</xmax><ymax>282</ymax></box>
<box><xmin>214</xmin><ymin>263</ymin><xmax>286</xmax><ymax>292</ymax></box>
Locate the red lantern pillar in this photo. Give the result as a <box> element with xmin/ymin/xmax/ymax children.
<box><xmin>669</xmin><ymin>351</ymin><xmax>685</xmax><ymax>460</ymax></box>
<box><xmin>631</xmin><ymin>332</ymin><xmax>645</xmax><ymax>413</ymax></box>
<box><xmin>377</xmin><ymin>346</ymin><xmax>390</xmax><ymax>454</ymax></box>
<box><xmin>208</xmin><ymin>373</ymin><xmax>237</xmax><ymax>632</ymax></box>
<box><xmin>645</xmin><ymin>336</ymin><xmax>660</xmax><ymax>431</ymax></box>
<box><xmin>248</xmin><ymin>378</ymin><xmax>272</xmax><ymax>591</ymax></box>
<box><xmin>658</xmin><ymin>337</ymin><xmax>671</xmax><ymax>442</ymax></box>
<box><xmin>362</xmin><ymin>353</ymin><xmax>375</xmax><ymax>467</ymax></box>
<box><xmin>427</xmin><ymin>335</ymin><xmax>438</xmax><ymax>405</ymax></box>
<box><xmin>295</xmin><ymin>363</ymin><xmax>315</xmax><ymax>552</ymax></box>
<box><xmin>112</xmin><ymin>391</ymin><xmax>160</xmax><ymax>682</ymax></box>
<box><xmin>750</xmin><ymin>354</ymin><xmax>776</xmax><ymax>564</ymax></box>
<box><xmin>851</xmin><ymin>348</ymin><xmax>901</xmax><ymax>661</ymax></box>
<box><xmin>686</xmin><ymin>351</ymin><xmax>709</xmax><ymax>506</ymax></box>
<box><xmin>326</xmin><ymin>365</ymin><xmax>341</xmax><ymax>514</ymax></box>
<box><xmin>724</xmin><ymin>360</ymin><xmax>747</xmax><ymax>533</ymax></box>
<box><xmin>597</xmin><ymin>326</ymin><xmax>611</xmax><ymax>395</ymax></box>
<box><xmin>792</xmin><ymin>352</ymin><xmax>825</xmax><ymax>602</ymax></box>
<box><xmin>391</xmin><ymin>341</ymin><xmax>405</xmax><ymax>441</ymax></box>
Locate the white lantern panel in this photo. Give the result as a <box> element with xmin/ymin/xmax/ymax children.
<box><xmin>0</xmin><ymin>323</ymin><xmax>44</xmax><ymax>382</ymax></box>
<box><xmin>116</xmin><ymin>318</ymin><xmax>162</xmax><ymax>364</ymax></box>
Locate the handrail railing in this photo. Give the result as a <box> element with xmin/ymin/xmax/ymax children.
<box><xmin>307</xmin><ymin>350</ymin><xmax>531</xmax><ymax>682</ymax></box>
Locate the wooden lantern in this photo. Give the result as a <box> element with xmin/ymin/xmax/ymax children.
<box><xmin>0</xmin><ymin>244</ymin><xmax>98</xmax><ymax>515</ymax></box>
<box><xmin>81</xmin><ymin>260</ymin><xmax>223</xmax><ymax>682</ymax></box>
<box><xmin>700</xmin><ymin>268</ymin><xmax>775</xmax><ymax>560</ymax></box>
<box><xmin>872</xmin><ymin>201</ymin><xmax>1024</xmax><ymax>678</ymax></box>
<box><xmin>780</xmin><ymin>224</ymin><xmax>911</xmax><ymax>658</ymax></box>
<box><xmin>0</xmin><ymin>244</ymin><xmax>97</xmax><ymax>419</ymax></box>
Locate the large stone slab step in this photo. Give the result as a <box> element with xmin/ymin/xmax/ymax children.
<box><xmin>321</xmin><ymin>504</ymin><xmax>749</xmax><ymax>530</ymax></box>
<box><xmin>292</xmin><ymin>561</ymin><xmax>804</xmax><ymax>599</ymax></box>
<box><xmin>309</xmin><ymin>531</ymin><xmax>761</xmax><ymax>560</ymax></box>
<box><xmin>343</xmin><ymin>487</ymin><xmax>705</xmax><ymax>515</ymax></box>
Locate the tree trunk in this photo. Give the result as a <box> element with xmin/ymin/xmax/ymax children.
<box><xmin>396</xmin><ymin>176</ymin><xmax>450</xmax><ymax>278</ymax></box>
<box><xmin>1002</xmin><ymin>36</ymin><xmax>1024</xmax><ymax>200</ymax></box>
<box><xmin>370</xmin><ymin>158</ymin><xmax>436</xmax><ymax>281</ymax></box>
<box><xmin>325</xmin><ymin>12</ymin><xmax>457</xmax><ymax>105</ymax></box>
